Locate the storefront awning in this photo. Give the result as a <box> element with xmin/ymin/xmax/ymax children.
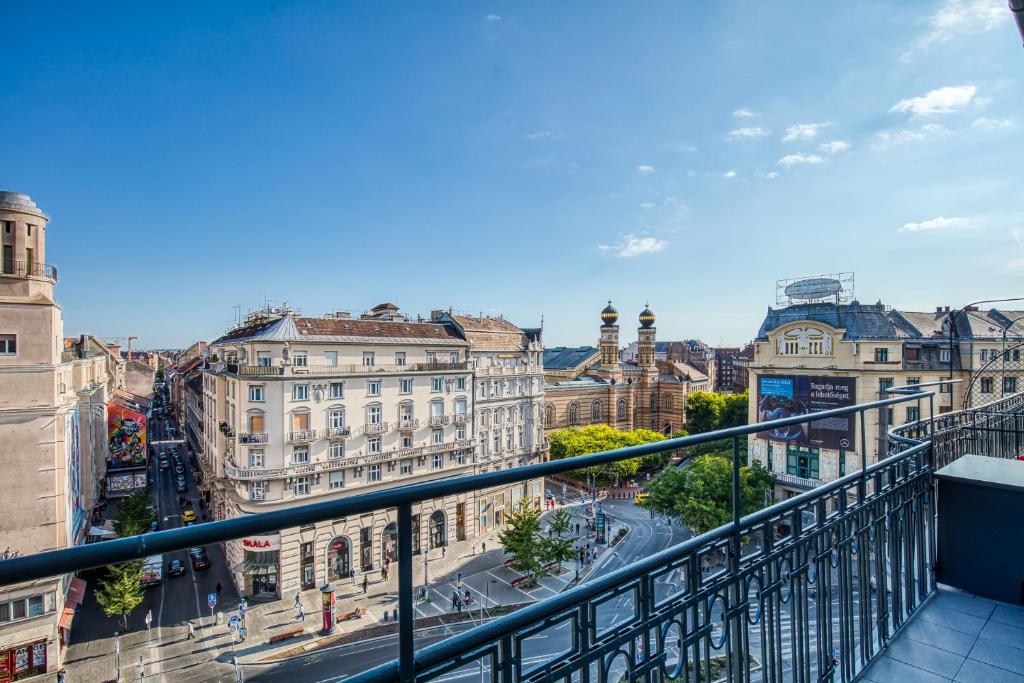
<box><xmin>67</xmin><ymin>577</ymin><xmax>86</xmax><ymax>606</ymax></box>
<box><xmin>232</xmin><ymin>554</ymin><xmax>278</xmax><ymax>574</ymax></box>
<box><xmin>58</xmin><ymin>607</ymin><xmax>75</xmax><ymax>630</ymax></box>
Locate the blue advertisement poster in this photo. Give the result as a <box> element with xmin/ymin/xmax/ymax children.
<box><xmin>756</xmin><ymin>374</ymin><xmax>857</xmax><ymax>450</ymax></box>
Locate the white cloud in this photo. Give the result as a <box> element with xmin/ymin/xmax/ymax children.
<box><xmin>890</xmin><ymin>85</ymin><xmax>976</xmax><ymax>118</ymax></box>
<box><xmin>972</xmin><ymin>117</ymin><xmax>1014</xmax><ymax>129</ymax></box>
<box><xmin>598</xmin><ymin>234</ymin><xmax>668</xmax><ymax>258</ymax></box>
<box><xmin>640</xmin><ymin>202</ymin><xmax>655</xmax><ymax>209</ymax></box>
<box><xmin>818</xmin><ymin>140</ymin><xmax>851</xmax><ymax>155</ymax></box>
<box><xmin>871</xmin><ymin>123</ymin><xmax>951</xmax><ymax>150</ymax></box>
<box><xmin>732</xmin><ymin>108</ymin><xmax>760</xmax><ymax>118</ymax></box>
<box><xmin>781</xmin><ymin>123</ymin><xmax>830</xmax><ymax>142</ymax></box>
<box><xmin>675</xmin><ymin>143</ymin><xmax>698</xmax><ymax>152</ymax></box>
<box><xmin>486</xmin><ymin>14</ymin><xmax>502</xmax><ymax>22</ymax></box>
<box><xmin>902</xmin><ymin>0</ymin><xmax>1005</xmax><ymax>61</ymax></box>
<box><xmin>636</xmin><ymin>165</ymin><xmax>656</xmax><ymax>175</ymax></box>
<box><xmin>899</xmin><ymin>216</ymin><xmax>981</xmax><ymax>233</ymax></box>
<box><xmin>755</xmin><ymin>171</ymin><xmax>780</xmax><ymax>180</ymax></box>
<box><xmin>524</xmin><ymin>131</ymin><xmax>565</xmax><ymax>140</ymax></box>
<box><xmin>722</xmin><ymin>170</ymin><xmax>737</xmax><ymax>178</ymax></box>
<box><xmin>778</xmin><ymin>153</ymin><xmax>825</xmax><ymax>167</ymax></box>
<box><xmin>726</xmin><ymin>127</ymin><xmax>772</xmax><ymax>140</ymax></box>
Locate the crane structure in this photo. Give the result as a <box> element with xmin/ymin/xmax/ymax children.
<box><xmin>102</xmin><ymin>335</ymin><xmax>139</xmax><ymax>361</ymax></box>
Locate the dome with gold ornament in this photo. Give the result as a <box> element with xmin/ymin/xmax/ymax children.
<box><xmin>600</xmin><ymin>301</ymin><xmax>619</xmax><ymax>325</ymax></box>
<box><xmin>639</xmin><ymin>304</ymin><xmax>656</xmax><ymax>328</ymax></box>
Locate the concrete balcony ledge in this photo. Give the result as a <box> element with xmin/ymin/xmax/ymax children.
<box><xmin>428</xmin><ymin>415</ymin><xmax>449</xmax><ymax>427</ymax></box>
<box><xmin>238</xmin><ymin>432</ymin><xmax>269</xmax><ymax>444</ymax></box>
<box><xmin>363</xmin><ymin>422</ymin><xmax>388</xmax><ymax>435</ymax></box>
<box><xmin>287</xmin><ymin>429</ymin><xmax>319</xmax><ymax>444</ymax></box>
<box><xmin>397</xmin><ymin>419</ymin><xmax>419</xmax><ymax>431</ymax></box>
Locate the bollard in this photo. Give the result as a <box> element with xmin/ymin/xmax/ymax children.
<box><xmin>383</xmin><ymin>610</ymin><xmax>389</xmax><ymax>623</ymax></box>
<box><xmin>393</xmin><ymin>608</ymin><xmax>398</xmax><ymax>622</ymax></box>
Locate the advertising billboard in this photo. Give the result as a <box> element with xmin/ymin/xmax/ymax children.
<box><xmin>108</xmin><ymin>402</ymin><xmax>148</xmax><ymax>467</ymax></box>
<box><xmin>756</xmin><ymin>374</ymin><xmax>857</xmax><ymax>450</ymax></box>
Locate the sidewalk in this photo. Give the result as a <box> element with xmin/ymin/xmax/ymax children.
<box><xmin>235</xmin><ymin>501</ymin><xmax>627</xmax><ymax>663</ymax></box>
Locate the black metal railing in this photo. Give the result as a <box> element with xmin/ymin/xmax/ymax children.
<box><xmin>3</xmin><ymin>388</ymin><xmax>1016</xmax><ymax>682</ymax></box>
<box><xmin>0</xmin><ymin>259</ymin><xmax>58</xmax><ymax>281</ymax></box>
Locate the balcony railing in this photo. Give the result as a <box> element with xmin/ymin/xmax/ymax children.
<box><xmin>397</xmin><ymin>418</ymin><xmax>419</xmax><ymax>431</ymax></box>
<box><xmin>428</xmin><ymin>415</ymin><xmax>449</xmax><ymax>427</ymax></box>
<box><xmin>0</xmin><ymin>259</ymin><xmax>58</xmax><ymax>281</ymax></box>
<box><xmin>363</xmin><ymin>422</ymin><xmax>388</xmax><ymax>435</ymax></box>
<box><xmin>238</xmin><ymin>432</ymin><xmax>268</xmax><ymax>444</ymax></box>
<box><xmin>237</xmin><ymin>364</ymin><xmax>285</xmax><ymax>376</ymax></box>
<box><xmin>452</xmin><ymin>412</ymin><xmax>468</xmax><ymax>425</ymax></box>
<box><xmin>6</xmin><ymin>386</ymin><xmax>1019</xmax><ymax>683</ymax></box>
<box><xmin>287</xmin><ymin>429</ymin><xmax>318</xmax><ymax>443</ymax></box>
<box><xmin>326</xmin><ymin>426</ymin><xmax>351</xmax><ymax>438</ymax></box>
<box><xmin>228</xmin><ymin>361</ymin><xmax>470</xmax><ymax>377</ymax></box>
<box><xmin>225</xmin><ymin>456</ymin><xmax>350</xmax><ymax>482</ymax></box>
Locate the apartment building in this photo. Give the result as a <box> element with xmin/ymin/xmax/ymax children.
<box><xmin>0</xmin><ymin>192</ymin><xmax>122</xmax><ymax>678</ymax></box>
<box><xmin>200</xmin><ymin>303</ymin><xmax>542</xmax><ymax>600</ymax></box>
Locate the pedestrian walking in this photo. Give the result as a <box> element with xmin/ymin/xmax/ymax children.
<box><xmin>294</xmin><ymin>593</ymin><xmax>301</xmax><ymax>608</ymax></box>
<box><xmin>575</xmin><ymin>522</ymin><xmax>580</xmax><ymax>535</ymax></box>
<box><xmin>362</xmin><ymin>576</ymin><xmax>369</xmax><ymax>594</ymax></box>
<box><xmin>57</xmin><ymin>669</ymin><xmax>66</xmax><ymax>683</ymax></box>
<box><xmin>591</xmin><ymin>547</ymin><xmax>598</xmax><ymax>562</ymax></box>
<box><xmin>138</xmin><ymin>655</ymin><xmax>145</xmax><ymax>680</ymax></box>
<box><xmin>381</xmin><ymin>566</ymin><xmax>388</xmax><ymax>581</ymax></box>
<box><xmin>216</xmin><ymin>582</ymin><xmax>223</xmax><ymax>596</ymax></box>
<box><xmin>296</xmin><ymin>604</ymin><xmax>305</xmax><ymax>622</ymax></box>
<box><xmin>187</xmin><ymin>621</ymin><xmax>195</xmax><ymax>640</ymax></box>
<box><xmin>451</xmin><ymin>590</ymin><xmax>459</xmax><ymax>611</ymax></box>
<box><xmin>464</xmin><ymin>588</ymin><xmax>472</xmax><ymax>605</ymax></box>
<box><xmin>481</xmin><ymin>541</ymin><xmax>486</xmax><ymax>554</ymax></box>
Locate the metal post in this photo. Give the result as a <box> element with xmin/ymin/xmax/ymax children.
<box><xmin>423</xmin><ymin>551</ymin><xmax>429</xmax><ymax>586</ymax></box>
<box><xmin>398</xmin><ymin>504</ymin><xmax>414</xmax><ymax>683</ymax></box>
<box><xmin>729</xmin><ymin>436</ymin><xmax>745</xmax><ymax>681</ymax></box>
<box><xmin>114</xmin><ymin>631</ymin><xmax>120</xmax><ymax>683</ymax></box>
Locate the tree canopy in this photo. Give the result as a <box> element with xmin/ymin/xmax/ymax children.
<box><xmin>112</xmin><ymin>489</ymin><xmax>156</xmax><ymax>537</ymax></box>
<box><xmin>639</xmin><ymin>454</ymin><xmax>775</xmax><ymax>535</ymax></box>
<box><xmin>685</xmin><ymin>391</ymin><xmax>749</xmax><ymax>434</ymax></box>
<box><xmin>96</xmin><ymin>561</ymin><xmax>144</xmax><ymax>629</ymax></box>
<box><xmin>547</xmin><ymin>425</ymin><xmax>668</xmax><ymax>484</ymax></box>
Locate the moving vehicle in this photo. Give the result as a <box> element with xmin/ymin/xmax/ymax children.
<box><xmin>159</xmin><ymin>458</ymin><xmax>170</xmax><ymax>470</ymax></box>
<box><xmin>634</xmin><ymin>492</ymin><xmax>649</xmax><ymax>505</ymax></box>
<box><xmin>141</xmin><ymin>555</ymin><xmax>163</xmax><ymax>586</ymax></box>
<box><xmin>174</xmin><ymin>463</ymin><xmax>185</xmax><ymax>474</ymax></box>
<box><xmin>168</xmin><ymin>559</ymin><xmax>186</xmax><ymax>577</ymax></box>
<box><xmin>175</xmin><ymin>480</ymin><xmax>187</xmax><ymax>493</ymax></box>
<box><xmin>182</xmin><ymin>508</ymin><xmax>196</xmax><ymax>523</ymax></box>
<box><xmin>189</xmin><ymin>547</ymin><xmax>210</xmax><ymax>571</ymax></box>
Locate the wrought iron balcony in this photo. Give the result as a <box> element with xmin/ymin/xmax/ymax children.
<box><xmin>452</xmin><ymin>412</ymin><xmax>468</xmax><ymax>425</ymax></box>
<box><xmin>238</xmin><ymin>432</ymin><xmax>268</xmax><ymax>444</ymax></box>
<box><xmin>326</xmin><ymin>426</ymin><xmax>351</xmax><ymax>438</ymax></box>
<box><xmin>7</xmin><ymin>385</ymin><xmax>1024</xmax><ymax>683</ymax></box>
<box><xmin>0</xmin><ymin>259</ymin><xmax>58</xmax><ymax>282</ymax></box>
<box><xmin>428</xmin><ymin>415</ymin><xmax>449</xmax><ymax>427</ymax></box>
<box><xmin>287</xmin><ymin>429</ymin><xmax>318</xmax><ymax>443</ymax></box>
<box><xmin>363</xmin><ymin>421</ymin><xmax>388</xmax><ymax>435</ymax></box>
<box><xmin>397</xmin><ymin>417</ymin><xmax>419</xmax><ymax>431</ymax></box>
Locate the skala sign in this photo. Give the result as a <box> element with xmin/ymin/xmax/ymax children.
<box><xmin>241</xmin><ymin>534</ymin><xmax>281</xmax><ymax>551</ymax></box>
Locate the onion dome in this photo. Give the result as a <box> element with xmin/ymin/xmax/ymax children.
<box><xmin>600</xmin><ymin>301</ymin><xmax>619</xmax><ymax>325</ymax></box>
<box><xmin>639</xmin><ymin>304</ymin><xmax>656</xmax><ymax>328</ymax></box>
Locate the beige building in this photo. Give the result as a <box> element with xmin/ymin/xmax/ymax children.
<box><xmin>198</xmin><ymin>303</ymin><xmax>543</xmax><ymax>600</ymax></box>
<box><xmin>0</xmin><ymin>192</ymin><xmax>122</xmax><ymax>678</ymax></box>
<box><xmin>746</xmin><ymin>299</ymin><xmax>962</xmax><ymax>498</ymax></box>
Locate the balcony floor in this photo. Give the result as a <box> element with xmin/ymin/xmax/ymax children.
<box><xmin>860</xmin><ymin>585</ymin><xmax>1024</xmax><ymax>682</ymax></box>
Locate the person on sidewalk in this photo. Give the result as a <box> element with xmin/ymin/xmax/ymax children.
<box><xmin>294</xmin><ymin>593</ymin><xmax>301</xmax><ymax>609</ymax></box>
<box><xmin>296</xmin><ymin>604</ymin><xmax>305</xmax><ymax>622</ymax></box>
<box><xmin>362</xmin><ymin>576</ymin><xmax>369</xmax><ymax>594</ymax></box>
<box><xmin>591</xmin><ymin>547</ymin><xmax>597</xmax><ymax>562</ymax></box>
<box><xmin>575</xmin><ymin>522</ymin><xmax>580</xmax><ymax>535</ymax></box>
<box><xmin>451</xmin><ymin>590</ymin><xmax>459</xmax><ymax>611</ymax></box>
<box><xmin>481</xmin><ymin>541</ymin><xmax>486</xmax><ymax>554</ymax></box>
<box><xmin>381</xmin><ymin>566</ymin><xmax>388</xmax><ymax>581</ymax></box>
<box><xmin>187</xmin><ymin>621</ymin><xmax>195</xmax><ymax>640</ymax></box>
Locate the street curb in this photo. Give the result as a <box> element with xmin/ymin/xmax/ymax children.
<box><xmin>563</xmin><ymin>522</ymin><xmax>631</xmax><ymax>590</ymax></box>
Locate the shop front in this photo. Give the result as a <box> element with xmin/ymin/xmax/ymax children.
<box><xmin>0</xmin><ymin>637</ymin><xmax>48</xmax><ymax>682</ymax></box>
<box><xmin>233</xmin><ymin>534</ymin><xmax>281</xmax><ymax>599</ymax></box>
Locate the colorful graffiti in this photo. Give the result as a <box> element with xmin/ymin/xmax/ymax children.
<box><xmin>65</xmin><ymin>407</ymin><xmax>84</xmax><ymax>545</ymax></box>
<box><xmin>107</xmin><ymin>403</ymin><xmax>147</xmax><ymax>467</ymax></box>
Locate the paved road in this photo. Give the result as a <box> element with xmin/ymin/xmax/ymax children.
<box><xmin>64</xmin><ymin>412</ymin><xmax>242</xmax><ymax>682</ymax></box>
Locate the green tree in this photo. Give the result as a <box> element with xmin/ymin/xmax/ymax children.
<box><xmin>95</xmin><ymin>562</ymin><xmax>144</xmax><ymax>629</ymax></box>
<box><xmin>639</xmin><ymin>455</ymin><xmax>774</xmax><ymax>535</ymax></box>
<box><xmin>113</xmin><ymin>490</ymin><xmax>155</xmax><ymax>537</ymax></box>
<box><xmin>685</xmin><ymin>392</ymin><xmax>725</xmax><ymax>434</ymax></box>
<box><xmin>497</xmin><ymin>499</ymin><xmax>545</xmax><ymax>579</ymax></box>
<box><xmin>720</xmin><ymin>391</ymin><xmax>749</xmax><ymax>429</ymax></box>
<box><xmin>548</xmin><ymin>425</ymin><xmax>667</xmax><ymax>485</ymax></box>
<box><xmin>548</xmin><ymin>508</ymin><xmax>572</xmax><ymax>536</ymax></box>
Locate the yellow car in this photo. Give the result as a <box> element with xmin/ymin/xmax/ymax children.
<box><xmin>182</xmin><ymin>509</ymin><xmax>197</xmax><ymax>523</ymax></box>
<box><xmin>634</xmin><ymin>492</ymin><xmax>649</xmax><ymax>505</ymax></box>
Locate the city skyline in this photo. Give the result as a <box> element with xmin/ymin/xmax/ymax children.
<box><xmin>1</xmin><ymin>1</ymin><xmax>1021</xmax><ymax>348</ymax></box>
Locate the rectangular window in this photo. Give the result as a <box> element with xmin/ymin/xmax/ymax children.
<box><xmin>329</xmin><ymin>410</ymin><xmax>345</xmax><ymax>430</ymax></box>
<box><xmin>368</xmin><ymin>464</ymin><xmax>381</xmax><ymax>481</ymax></box>
<box><xmin>939</xmin><ymin>349</ymin><xmax>950</xmax><ymax>363</ymax></box>
<box><xmin>432</xmin><ymin>454</ymin><xmax>443</xmax><ymax>469</ymax></box>
<box><xmin>456</xmin><ymin>426</ymin><xmax>466</xmax><ymax>440</ymax></box>
<box><xmin>426</xmin><ymin>352</ymin><xmax>437</xmax><ymax>364</ymax></box>
<box><xmin>981</xmin><ymin>349</ymin><xmax>988</xmax><ymax>362</ymax></box>
<box><xmin>874</xmin><ymin>348</ymin><xmax>888</xmax><ymax>362</ymax></box>
<box><xmin>249</xmin><ymin>414</ymin><xmax>264</xmax><ymax>433</ymax></box>
<box><xmin>432</xmin><ymin>429</ymin><xmax>443</xmax><ymax>445</ymax></box>
<box><xmin>401</xmin><ymin>459</ymin><xmax>412</xmax><ymax>475</ymax></box>
<box><xmin>293</xmin><ymin>351</ymin><xmax>308</xmax><ymax>367</ymax></box>
<box><xmin>905</xmin><ymin>346</ymin><xmax>920</xmax><ymax>362</ymax></box>
<box><xmin>330</xmin><ymin>382</ymin><xmax>344</xmax><ymax>399</ymax></box>
<box><xmin>766</xmin><ymin>442</ymin><xmax>773</xmax><ymax>471</ymax></box>
<box><xmin>456</xmin><ymin>377</ymin><xmax>466</xmax><ymax>390</ymax></box>
<box><xmin>906</xmin><ymin>406</ymin><xmax>920</xmax><ymax>423</ymax></box>
<box><xmin>293</xmin><ymin>447</ymin><xmax>309</xmax><ymax>464</ymax></box>
<box><xmin>292</xmin><ymin>412</ymin><xmax>310</xmax><ymax>431</ymax></box>
<box><xmin>293</xmin><ymin>476</ymin><xmax>310</xmax><ymax>496</ymax></box>
<box><xmin>395</xmin><ymin>352</ymin><xmax>406</xmax><ymax>366</ymax></box>
<box><xmin>981</xmin><ymin>377</ymin><xmax>994</xmax><ymax>393</ymax></box>
<box><xmin>1004</xmin><ymin>377</ymin><xmax>1017</xmax><ymax>393</ymax></box>
<box><xmin>27</xmin><ymin>596</ymin><xmax>44</xmax><ymax>617</ymax></box>
<box><xmin>455</xmin><ymin>452</ymin><xmax>466</xmax><ymax>465</ymax></box>
<box><xmin>786</xmin><ymin>445</ymin><xmax>820</xmax><ymax>480</ymax></box>
<box><xmin>431</xmin><ymin>377</ymin><xmax>443</xmax><ymax>392</ymax></box>
<box><xmin>839</xmin><ymin>449</ymin><xmax>846</xmax><ymax>477</ymax></box>
<box><xmin>907</xmin><ymin>377</ymin><xmax>920</xmax><ymax>385</ymax></box>
<box><xmin>293</xmin><ymin>384</ymin><xmax>309</xmax><ymax>401</ymax></box>
<box><xmin>323</xmin><ymin>351</ymin><xmax>337</xmax><ymax>366</ymax></box>
<box><xmin>402</xmin><ymin>434</ymin><xmax>412</xmax><ymax>448</ymax></box>
<box><xmin>0</xmin><ymin>334</ymin><xmax>16</xmax><ymax>355</ymax></box>
<box><xmin>257</xmin><ymin>352</ymin><xmax>271</xmax><ymax>367</ymax></box>
<box><xmin>368</xmin><ymin>437</ymin><xmax>381</xmax><ymax>453</ymax></box>
<box><xmin>400</xmin><ymin>378</ymin><xmax>413</xmax><ymax>394</ymax></box>
<box><xmin>367</xmin><ymin>404</ymin><xmax>382</xmax><ymax>424</ymax></box>
<box><xmin>450</xmin><ymin>352</ymin><xmax>459</xmax><ymax>363</ymax></box>
<box><xmin>367</xmin><ymin>380</ymin><xmax>381</xmax><ymax>397</ymax></box>
<box><xmin>248</xmin><ymin>385</ymin><xmax>264</xmax><ymax>402</ymax></box>
<box><xmin>248</xmin><ymin>450</ymin><xmax>264</xmax><ymax>468</ymax></box>
<box><xmin>329</xmin><ymin>442</ymin><xmax>344</xmax><ymax>459</ymax></box>
<box><xmin>363</xmin><ymin>352</ymin><xmax>375</xmax><ymax>367</ymax></box>
<box><xmin>11</xmin><ymin>599</ymin><xmax>26</xmax><ymax>620</ymax></box>
<box><xmin>329</xmin><ymin>470</ymin><xmax>345</xmax><ymax>490</ymax></box>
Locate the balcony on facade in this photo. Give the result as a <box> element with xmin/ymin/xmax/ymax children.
<box><xmin>326</xmin><ymin>426</ymin><xmax>351</xmax><ymax>439</ymax></box>
<box><xmin>286</xmin><ymin>429</ymin><xmax>319</xmax><ymax>444</ymax></box>
<box><xmin>9</xmin><ymin>385</ymin><xmax>1024</xmax><ymax>683</ymax></box>
<box><xmin>452</xmin><ymin>412</ymin><xmax>468</xmax><ymax>425</ymax></box>
<box><xmin>428</xmin><ymin>415</ymin><xmax>449</xmax><ymax>427</ymax></box>
<box><xmin>0</xmin><ymin>259</ymin><xmax>58</xmax><ymax>282</ymax></box>
<box><xmin>226</xmin><ymin>361</ymin><xmax>469</xmax><ymax>377</ymax></box>
<box><xmin>362</xmin><ymin>422</ymin><xmax>388</xmax><ymax>436</ymax></box>
<box><xmin>397</xmin><ymin>418</ymin><xmax>419</xmax><ymax>431</ymax></box>
<box><xmin>238</xmin><ymin>432</ymin><xmax>269</xmax><ymax>444</ymax></box>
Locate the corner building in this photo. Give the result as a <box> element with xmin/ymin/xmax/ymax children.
<box><xmin>200</xmin><ymin>304</ymin><xmax>542</xmax><ymax>599</ymax></box>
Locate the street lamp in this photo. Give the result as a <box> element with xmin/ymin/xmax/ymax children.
<box><xmin>1011</xmin><ymin>0</ymin><xmax>1024</xmax><ymax>46</ymax></box>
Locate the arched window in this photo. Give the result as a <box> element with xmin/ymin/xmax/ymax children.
<box><xmin>429</xmin><ymin>510</ymin><xmax>446</xmax><ymax>549</ymax></box>
<box><xmin>591</xmin><ymin>400</ymin><xmax>601</xmax><ymax>421</ymax></box>
<box><xmin>327</xmin><ymin>536</ymin><xmax>351</xmax><ymax>582</ymax></box>
<box><xmin>617</xmin><ymin>400</ymin><xmax>627</xmax><ymax>420</ymax></box>
<box><xmin>568</xmin><ymin>403</ymin><xmax>579</xmax><ymax>425</ymax></box>
<box><xmin>664</xmin><ymin>395</ymin><xmax>673</xmax><ymax>411</ymax></box>
<box><xmin>650</xmin><ymin>393</ymin><xmax>658</xmax><ymax>410</ymax></box>
<box><xmin>454</xmin><ymin>397</ymin><xmax>468</xmax><ymax>419</ymax></box>
<box><xmin>545</xmin><ymin>405</ymin><xmax>554</xmax><ymax>427</ymax></box>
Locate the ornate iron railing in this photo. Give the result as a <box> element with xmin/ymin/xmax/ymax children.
<box><xmin>6</xmin><ymin>389</ymin><xmax>1023</xmax><ymax>682</ymax></box>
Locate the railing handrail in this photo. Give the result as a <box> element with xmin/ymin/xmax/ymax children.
<box><xmin>0</xmin><ymin>390</ymin><xmax>926</xmax><ymax>585</ymax></box>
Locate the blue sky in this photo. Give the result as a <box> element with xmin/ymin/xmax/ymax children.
<box><xmin>2</xmin><ymin>1</ymin><xmax>1021</xmax><ymax>349</ymax></box>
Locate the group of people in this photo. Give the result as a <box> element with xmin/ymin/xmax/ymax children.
<box><xmin>577</xmin><ymin>542</ymin><xmax>599</xmax><ymax>568</ymax></box>
<box><xmin>450</xmin><ymin>587</ymin><xmax>475</xmax><ymax>612</ymax></box>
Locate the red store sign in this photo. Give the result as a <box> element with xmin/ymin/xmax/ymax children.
<box><xmin>241</xmin><ymin>534</ymin><xmax>281</xmax><ymax>551</ymax></box>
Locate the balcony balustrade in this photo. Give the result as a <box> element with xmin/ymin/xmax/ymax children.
<box><xmin>9</xmin><ymin>382</ymin><xmax>1024</xmax><ymax>683</ymax></box>
<box><xmin>229</xmin><ymin>361</ymin><xmax>469</xmax><ymax>377</ymax></box>
<box><xmin>451</xmin><ymin>412</ymin><xmax>467</xmax><ymax>425</ymax></box>
<box><xmin>238</xmin><ymin>432</ymin><xmax>269</xmax><ymax>444</ymax></box>
<box><xmin>287</xmin><ymin>429</ymin><xmax>318</xmax><ymax>444</ymax></box>
<box><xmin>363</xmin><ymin>421</ymin><xmax>388</xmax><ymax>435</ymax></box>
<box><xmin>237</xmin><ymin>364</ymin><xmax>285</xmax><ymax>376</ymax></box>
<box><xmin>0</xmin><ymin>259</ymin><xmax>58</xmax><ymax>281</ymax></box>
<box><xmin>397</xmin><ymin>418</ymin><xmax>419</xmax><ymax>431</ymax></box>
<box><xmin>326</xmin><ymin>426</ymin><xmax>351</xmax><ymax>438</ymax></box>
<box><xmin>428</xmin><ymin>415</ymin><xmax>449</xmax><ymax>427</ymax></box>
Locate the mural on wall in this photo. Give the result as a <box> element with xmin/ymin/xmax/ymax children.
<box><xmin>107</xmin><ymin>403</ymin><xmax>147</xmax><ymax>467</ymax></box>
<box><xmin>65</xmin><ymin>407</ymin><xmax>84</xmax><ymax>546</ymax></box>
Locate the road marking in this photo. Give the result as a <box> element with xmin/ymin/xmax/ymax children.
<box><xmin>485</xmin><ymin>570</ymin><xmax>533</xmax><ymax>599</ymax></box>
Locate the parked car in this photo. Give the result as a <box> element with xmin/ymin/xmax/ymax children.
<box><xmin>159</xmin><ymin>459</ymin><xmax>170</xmax><ymax>470</ymax></box>
<box><xmin>174</xmin><ymin>463</ymin><xmax>185</xmax><ymax>474</ymax></box>
<box><xmin>175</xmin><ymin>481</ymin><xmax>187</xmax><ymax>493</ymax></box>
<box><xmin>168</xmin><ymin>559</ymin><xmax>186</xmax><ymax>577</ymax></box>
<box><xmin>189</xmin><ymin>547</ymin><xmax>210</xmax><ymax>571</ymax></box>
